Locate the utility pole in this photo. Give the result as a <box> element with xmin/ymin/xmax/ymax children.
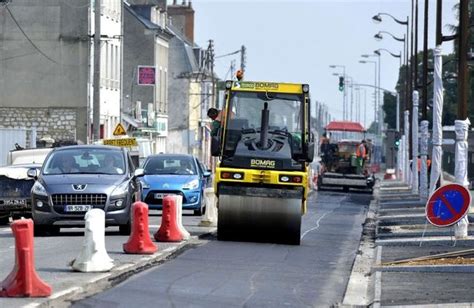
<box><xmin>458</xmin><ymin>0</ymin><xmax>469</xmax><ymax>120</ymax></box>
<box><xmin>453</xmin><ymin>0</ymin><xmax>470</xmax><ymax>239</ymax></box>
<box><xmin>93</xmin><ymin>0</ymin><xmax>101</xmax><ymax>141</ymax></box>
<box><xmin>240</xmin><ymin>45</ymin><xmax>246</xmax><ymax>74</ymax></box>
<box><xmin>208</xmin><ymin>40</ymin><xmax>215</xmax><ymax>107</ymax></box>
<box><xmin>421</xmin><ymin>0</ymin><xmax>429</xmax><ymax>120</ymax></box>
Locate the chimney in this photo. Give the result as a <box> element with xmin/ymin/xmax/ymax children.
<box><xmin>167</xmin><ymin>1</ymin><xmax>195</xmax><ymax>43</ymax></box>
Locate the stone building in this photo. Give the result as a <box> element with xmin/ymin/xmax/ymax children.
<box><xmin>0</xmin><ymin>0</ymin><xmax>122</xmax><ymax>144</ymax></box>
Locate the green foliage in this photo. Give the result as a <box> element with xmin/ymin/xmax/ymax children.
<box><xmin>382</xmin><ymin>91</ymin><xmax>397</xmax><ymax>129</ymax></box>
<box><xmin>388</xmin><ymin>1</ymin><xmax>474</xmax><ymax>127</ymax></box>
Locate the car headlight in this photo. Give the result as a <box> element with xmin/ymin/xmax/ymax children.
<box><xmin>183</xmin><ymin>179</ymin><xmax>199</xmax><ymax>190</ymax></box>
<box><xmin>111</xmin><ymin>181</ymin><xmax>129</xmax><ymax>198</ymax></box>
<box><xmin>32</xmin><ymin>182</ymin><xmax>48</xmax><ymax>197</ymax></box>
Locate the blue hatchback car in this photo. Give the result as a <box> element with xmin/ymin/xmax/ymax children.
<box><xmin>139</xmin><ymin>154</ymin><xmax>211</xmax><ymax>215</ymax></box>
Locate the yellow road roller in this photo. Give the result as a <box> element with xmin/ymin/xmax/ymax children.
<box><xmin>210</xmin><ymin>80</ymin><xmax>315</xmax><ymax>245</ymax></box>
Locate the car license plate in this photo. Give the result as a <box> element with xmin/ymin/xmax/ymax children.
<box><xmin>3</xmin><ymin>199</ymin><xmax>27</xmax><ymax>206</ymax></box>
<box><xmin>64</xmin><ymin>205</ymin><xmax>91</xmax><ymax>212</ymax></box>
<box><xmin>154</xmin><ymin>193</ymin><xmax>175</xmax><ymax>199</ymax></box>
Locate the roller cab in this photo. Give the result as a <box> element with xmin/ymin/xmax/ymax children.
<box><xmin>211</xmin><ymin>81</ymin><xmax>314</xmax><ymax>245</ymax></box>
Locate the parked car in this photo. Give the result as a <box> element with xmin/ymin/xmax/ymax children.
<box><xmin>138</xmin><ymin>154</ymin><xmax>211</xmax><ymax>215</ymax></box>
<box><xmin>0</xmin><ymin>148</ymin><xmax>53</xmax><ymax>225</ymax></box>
<box><xmin>28</xmin><ymin>145</ymin><xmax>139</xmax><ymax>235</ymax></box>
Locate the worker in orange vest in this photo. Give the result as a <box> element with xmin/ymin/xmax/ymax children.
<box><xmin>356</xmin><ymin>140</ymin><xmax>367</xmax><ymax>174</ymax></box>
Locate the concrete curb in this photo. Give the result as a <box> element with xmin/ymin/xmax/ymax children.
<box><xmin>376</xmin><ymin>230</ymin><xmax>463</xmax><ymax>238</ymax></box>
<box><xmin>375</xmin><ymin>236</ymin><xmax>474</xmax><ymax>246</ymax></box>
<box><xmin>341</xmin><ymin>199</ymin><xmax>376</xmax><ymax>306</ymax></box>
<box><xmin>373</xmin><ymin>246</ymin><xmax>382</xmax><ymax>308</ymax></box>
<box><xmin>30</xmin><ymin>230</ymin><xmax>217</xmax><ymax>308</ymax></box>
<box><xmin>384</xmin><ymin>302</ymin><xmax>474</xmax><ymax>307</ymax></box>
<box><xmin>373</xmin><ymin>264</ymin><xmax>474</xmax><ymax>273</ymax></box>
<box><xmin>379</xmin><ymin>200</ymin><xmax>424</xmax><ymax>207</ymax></box>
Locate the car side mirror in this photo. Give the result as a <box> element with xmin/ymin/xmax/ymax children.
<box><xmin>203</xmin><ymin>171</ymin><xmax>212</xmax><ymax>178</ymax></box>
<box><xmin>27</xmin><ymin>168</ymin><xmax>38</xmax><ymax>179</ymax></box>
<box><xmin>133</xmin><ymin>168</ymin><xmax>145</xmax><ymax>178</ymax></box>
<box><xmin>211</xmin><ymin>136</ymin><xmax>221</xmax><ymax>156</ymax></box>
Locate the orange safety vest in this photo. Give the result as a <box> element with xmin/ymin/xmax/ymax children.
<box><xmin>356</xmin><ymin>144</ymin><xmax>366</xmax><ymax>158</ymax></box>
<box><xmin>417</xmin><ymin>158</ymin><xmax>432</xmax><ymax>171</ymax></box>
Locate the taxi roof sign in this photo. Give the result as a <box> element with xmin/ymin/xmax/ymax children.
<box><xmin>103</xmin><ymin>138</ymin><xmax>137</xmax><ymax>147</ymax></box>
<box><xmin>113</xmin><ymin>123</ymin><xmax>127</xmax><ymax>136</ymax></box>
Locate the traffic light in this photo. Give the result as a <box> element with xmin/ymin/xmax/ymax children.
<box><xmin>338</xmin><ymin>76</ymin><xmax>344</xmax><ymax>92</ymax></box>
<box><xmin>394</xmin><ymin>131</ymin><xmax>400</xmax><ymax>150</ymax></box>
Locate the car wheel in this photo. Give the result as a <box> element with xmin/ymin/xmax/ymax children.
<box><xmin>193</xmin><ymin>207</ymin><xmax>203</xmax><ymax>216</ymax></box>
<box><xmin>34</xmin><ymin>225</ymin><xmax>59</xmax><ymax>236</ymax></box>
<box><xmin>119</xmin><ymin>222</ymin><xmax>131</xmax><ymax>235</ymax></box>
<box><xmin>0</xmin><ymin>215</ymin><xmax>10</xmax><ymax>225</ymax></box>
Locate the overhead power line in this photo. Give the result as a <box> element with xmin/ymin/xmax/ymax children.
<box><xmin>6</xmin><ymin>6</ymin><xmax>59</xmax><ymax>65</ymax></box>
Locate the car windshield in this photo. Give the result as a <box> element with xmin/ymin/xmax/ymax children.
<box><xmin>10</xmin><ymin>149</ymin><xmax>52</xmax><ymax>165</ymax></box>
<box><xmin>144</xmin><ymin>156</ymin><xmax>196</xmax><ymax>175</ymax></box>
<box><xmin>224</xmin><ymin>91</ymin><xmax>303</xmax><ymax>154</ymax></box>
<box><xmin>43</xmin><ymin>148</ymin><xmax>125</xmax><ymax>175</ymax></box>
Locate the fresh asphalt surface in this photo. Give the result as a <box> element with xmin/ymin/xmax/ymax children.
<box><xmin>74</xmin><ymin>190</ymin><xmax>371</xmax><ymax>308</ymax></box>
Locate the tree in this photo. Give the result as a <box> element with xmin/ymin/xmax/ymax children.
<box><xmin>382</xmin><ymin>91</ymin><xmax>397</xmax><ymax>129</ymax></box>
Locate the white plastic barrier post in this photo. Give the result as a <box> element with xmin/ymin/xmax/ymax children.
<box><xmin>399</xmin><ymin>135</ymin><xmax>405</xmax><ymax>182</ymax></box>
<box><xmin>199</xmin><ymin>187</ymin><xmax>217</xmax><ymax>227</ymax></box>
<box><xmin>175</xmin><ymin>195</ymin><xmax>190</xmax><ymax>240</ymax></box>
<box><xmin>404</xmin><ymin>111</ymin><xmax>411</xmax><ymax>187</ymax></box>
<box><xmin>411</xmin><ymin>91</ymin><xmax>419</xmax><ymax>195</ymax></box>
<box><xmin>420</xmin><ymin>120</ymin><xmax>430</xmax><ymax>201</ymax></box>
<box><xmin>430</xmin><ymin>47</ymin><xmax>444</xmax><ymax>195</ymax></box>
<box><xmin>71</xmin><ymin>209</ymin><xmax>114</xmax><ymax>272</ymax></box>
<box><xmin>454</xmin><ymin>119</ymin><xmax>470</xmax><ymax>239</ymax></box>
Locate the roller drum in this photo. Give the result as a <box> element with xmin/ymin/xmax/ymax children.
<box><xmin>217</xmin><ymin>186</ymin><xmax>302</xmax><ymax>245</ymax></box>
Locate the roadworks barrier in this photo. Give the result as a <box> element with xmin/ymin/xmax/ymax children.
<box><xmin>175</xmin><ymin>195</ymin><xmax>191</xmax><ymax>240</ymax></box>
<box><xmin>71</xmin><ymin>209</ymin><xmax>114</xmax><ymax>272</ymax></box>
<box><xmin>199</xmin><ymin>187</ymin><xmax>217</xmax><ymax>227</ymax></box>
<box><xmin>0</xmin><ymin>219</ymin><xmax>52</xmax><ymax>297</ymax></box>
<box><xmin>154</xmin><ymin>195</ymin><xmax>183</xmax><ymax>242</ymax></box>
<box><xmin>123</xmin><ymin>201</ymin><xmax>157</xmax><ymax>254</ymax></box>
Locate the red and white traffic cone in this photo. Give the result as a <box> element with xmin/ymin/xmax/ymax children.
<box><xmin>0</xmin><ymin>219</ymin><xmax>52</xmax><ymax>297</ymax></box>
<box><xmin>123</xmin><ymin>201</ymin><xmax>157</xmax><ymax>254</ymax></box>
<box><xmin>154</xmin><ymin>196</ymin><xmax>183</xmax><ymax>242</ymax></box>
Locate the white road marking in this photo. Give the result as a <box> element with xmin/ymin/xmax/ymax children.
<box><xmin>300</xmin><ymin>211</ymin><xmax>332</xmax><ymax>239</ymax></box>
<box><xmin>301</xmin><ymin>197</ymin><xmax>346</xmax><ymax>239</ymax></box>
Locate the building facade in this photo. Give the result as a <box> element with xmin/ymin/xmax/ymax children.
<box><xmin>123</xmin><ymin>3</ymin><xmax>172</xmax><ymax>153</ymax></box>
<box><xmin>0</xmin><ymin>0</ymin><xmax>122</xmax><ymax>144</ymax></box>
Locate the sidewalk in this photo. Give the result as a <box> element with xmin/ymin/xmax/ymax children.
<box><xmin>0</xmin><ymin>220</ymin><xmax>216</xmax><ymax>308</ymax></box>
<box><xmin>372</xmin><ymin>178</ymin><xmax>474</xmax><ymax>307</ymax></box>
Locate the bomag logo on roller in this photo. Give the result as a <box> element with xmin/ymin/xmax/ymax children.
<box><xmin>251</xmin><ymin>159</ymin><xmax>276</xmax><ymax>169</ymax></box>
<box><xmin>238</xmin><ymin>82</ymin><xmax>279</xmax><ymax>90</ymax></box>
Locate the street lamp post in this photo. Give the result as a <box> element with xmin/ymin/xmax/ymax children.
<box><xmin>375</xmin><ymin>48</ymin><xmax>402</xmax><ymax>132</ymax></box>
<box><xmin>372</xmin><ymin>13</ymin><xmax>410</xmax><ymax>111</ymax></box>
<box><xmin>361</xmin><ymin>54</ymin><xmax>381</xmax><ymax>136</ymax></box>
<box><xmin>374</xmin><ymin>32</ymin><xmax>408</xmax><ymax>134</ymax></box>
<box><xmin>359</xmin><ymin>60</ymin><xmax>378</xmax><ymax>132</ymax></box>
<box><xmin>329</xmin><ymin>65</ymin><xmax>347</xmax><ymax>121</ymax></box>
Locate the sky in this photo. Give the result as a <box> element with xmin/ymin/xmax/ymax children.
<box><xmin>192</xmin><ymin>0</ymin><xmax>458</xmax><ymax>128</ymax></box>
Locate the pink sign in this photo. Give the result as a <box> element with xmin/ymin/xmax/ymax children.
<box><xmin>137</xmin><ymin>66</ymin><xmax>156</xmax><ymax>86</ymax></box>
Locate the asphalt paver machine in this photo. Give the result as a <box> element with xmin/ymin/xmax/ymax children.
<box><xmin>317</xmin><ymin>121</ymin><xmax>375</xmax><ymax>192</ymax></box>
<box><xmin>211</xmin><ymin>80</ymin><xmax>315</xmax><ymax>245</ymax></box>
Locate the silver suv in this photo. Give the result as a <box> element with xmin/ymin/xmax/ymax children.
<box><xmin>28</xmin><ymin>145</ymin><xmax>139</xmax><ymax>236</ymax></box>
